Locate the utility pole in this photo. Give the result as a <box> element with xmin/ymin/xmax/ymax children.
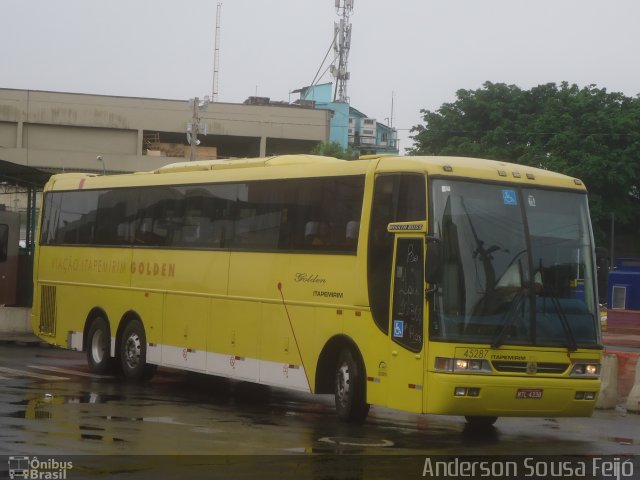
<box><xmin>331</xmin><ymin>0</ymin><xmax>353</xmax><ymax>103</ymax></box>
<box><xmin>390</xmin><ymin>91</ymin><xmax>394</xmax><ymax>128</ymax></box>
<box><xmin>610</xmin><ymin>212</ymin><xmax>615</xmax><ymax>268</ymax></box>
<box><xmin>212</xmin><ymin>3</ymin><xmax>222</xmax><ymax>102</ymax></box>
<box><xmin>187</xmin><ymin>97</ymin><xmax>209</xmax><ymax>161</ymax></box>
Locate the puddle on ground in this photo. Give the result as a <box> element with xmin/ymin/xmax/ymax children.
<box><xmin>609</xmin><ymin>436</ymin><xmax>635</xmax><ymax>445</ymax></box>
<box><xmin>10</xmin><ymin>392</ymin><xmax>124</xmax><ymax>406</ymax></box>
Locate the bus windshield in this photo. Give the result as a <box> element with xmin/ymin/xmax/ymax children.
<box><xmin>429</xmin><ymin>179</ymin><xmax>600</xmax><ymax>349</ymax></box>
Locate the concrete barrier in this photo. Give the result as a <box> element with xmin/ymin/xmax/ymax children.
<box><xmin>598</xmin><ymin>350</ymin><xmax>640</xmax><ymax>410</ymax></box>
<box><xmin>0</xmin><ymin>307</ymin><xmax>31</xmax><ymax>334</ymax></box>
<box><xmin>597</xmin><ymin>353</ymin><xmax>619</xmax><ymax>409</ymax></box>
<box><xmin>611</xmin><ymin>350</ymin><xmax>640</xmax><ymax>399</ymax></box>
<box><xmin>626</xmin><ymin>356</ymin><xmax>640</xmax><ymax>413</ymax></box>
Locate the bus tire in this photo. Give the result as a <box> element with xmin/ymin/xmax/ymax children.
<box><xmin>86</xmin><ymin>317</ymin><xmax>111</xmax><ymax>375</ymax></box>
<box><xmin>119</xmin><ymin>319</ymin><xmax>156</xmax><ymax>382</ymax></box>
<box><xmin>334</xmin><ymin>348</ymin><xmax>370</xmax><ymax>423</ymax></box>
<box><xmin>465</xmin><ymin>416</ymin><xmax>498</xmax><ymax>427</ymax></box>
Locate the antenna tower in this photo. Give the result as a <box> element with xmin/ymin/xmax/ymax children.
<box><xmin>331</xmin><ymin>0</ymin><xmax>353</xmax><ymax>103</ymax></box>
<box><xmin>212</xmin><ymin>3</ymin><xmax>222</xmax><ymax>101</ymax></box>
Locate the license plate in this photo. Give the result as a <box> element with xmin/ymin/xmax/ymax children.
<box><xmin>516</xmin><ymin>388</ymin><xmax>543</xmax><ymax>399</ymax></box>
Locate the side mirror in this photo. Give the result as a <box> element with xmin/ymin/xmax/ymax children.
<box><xmin>425</xmin><ymin>235</ymin><xmax>443</xmax><ymax>285</ymax></box>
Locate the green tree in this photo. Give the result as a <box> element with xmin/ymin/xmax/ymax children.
<box><xmin>310</xmin><ymin>141</ymin><xmax>357</xmax><ymax>160</ymax></box>
<box><xmin>410</xmin><ymin>81</ymin><xmax>640</xmax><ymax>247</ymax></box>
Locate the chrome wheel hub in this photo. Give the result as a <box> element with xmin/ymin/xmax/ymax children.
<box><xmin>124</xmin><ymin>334</ymin><xmax>142</xmax><ymax>369</ymax></box>
<box><xmin>91</xmin><ymin>330</ymin><xmax>105</xmax><ymax>363</ymax></box>
<box><xmin>336</xmin><ymin>362</ymin><xmax>351</xmax><ymax>406</ymax></box>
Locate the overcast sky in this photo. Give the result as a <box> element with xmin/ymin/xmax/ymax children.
<box><xmin>2</xmin><ymin>0</ymin><xmax>640</xmax><ymax>152</ymax></box>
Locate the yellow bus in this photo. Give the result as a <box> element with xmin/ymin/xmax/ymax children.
<box><xmin>32</xmin><ymin>154</ymin><xmax>602</xmax><ymax>425</ymax></box>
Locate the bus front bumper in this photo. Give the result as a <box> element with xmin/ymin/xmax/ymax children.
<box><xmin>425</xmin><ymin>372</ymin><xmax>600</xmax><ymax>417</ymax></box>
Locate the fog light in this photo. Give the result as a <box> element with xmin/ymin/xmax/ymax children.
<box><xmin>575</xmin><ymin>391</ymin><xmax>585</xmax><ymax>400</ymax></box>
<box><xmin>454</xmin><ymin>387</ymin><xmax>467</xmax><ymax>396</ymax></box>
<box><xmin>584</xmin><ymin>392</ymin><xmax>596</xmax><ymax>400</ymax></box>
<box><xmin>585</xmin><ymin>365</ymin><xmax>599</xmax><ymax>375</ymax></box>
<box><xmin>467</xmin><ymin>388</ymin><xmax>480</xmax><ymax>397</ymax></box>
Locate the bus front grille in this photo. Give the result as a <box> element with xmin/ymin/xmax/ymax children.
<box><xmin>491</xmin><ymin>361</ymin><xmax>569</xmax><ymax>374</ymax></box>
<box><xmin>39</xmin><ymin>285</ymin><xmax>57</xmax><ymax>336</ymax></box>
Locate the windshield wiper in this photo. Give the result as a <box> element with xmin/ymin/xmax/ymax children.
<box><xmin>491</xmin><ymin>291</ymin><xmax>527</xmax><ymax>349</ymax></box>
<box><xmin>546</xmin><ymin>295</ymin><xmax>578</xmax><ymax>352</ymax></box>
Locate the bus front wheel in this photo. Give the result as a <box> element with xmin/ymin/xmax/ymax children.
<box><xmin>119</xmin><ymin>319</ymin><xmax>157</xmax><ymax>382</ymax></box>
<box><xmin>334</xmin><ymin>348</ymin><xmax>370</xmax><ymax>423</ymax></box>
<box><xmin>465</xmin><ymin>416</ymin><xmax>498</xmax><ymax>427</ymax></box>
<box><xmin>86</xmin><ymin>317</ymin><xmax>111</xmax><ymax>375</ymax></box>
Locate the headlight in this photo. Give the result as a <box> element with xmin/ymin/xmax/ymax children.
<box><xmin>455</xmin><ymin>359</ymin><xmax>469</xmax><ymax>370</ymax></box>
<box><xmin>435</xmin><ymin>357</ymin><xmax>492</xmax><ymax>373</ymax></box>
<box><xmin>585</xmin><ymin>364</ymin><xmax>598</xmax><ymax>375</ymax></box>
<box><xmin>570</xmin><ymin>362</ymin><xmax>601</xmax><ymax>377</ymax></box>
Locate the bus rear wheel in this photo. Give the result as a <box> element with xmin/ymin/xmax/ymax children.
<box><xmin>334</xmin><ymin>348</ymin><xmax>370</xmax><ymax>423</ymax></box>
<box><xmin>86</xmin><ymin>317</ymin><xmax>111</xmax><ymax>375</ymax></box>
<box><xmin>119</xmin><ymin>319</ymin><xmax>156</xmax><ymax>382</ymax></box>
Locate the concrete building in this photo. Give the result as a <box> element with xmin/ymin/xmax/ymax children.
<box><xmin>293</xmin><ymin>83</ymin><xmax>399</xmax><ymax>156</ymax></box>
<box><xmin>0</xmin><ymin>88</ymin><xmax>330</xmax><ymax>174</ymax></box>
<box><xmin>0</xmin><ymin>88</ymin><xmax>332</xmax><ymax>307</ymax></box>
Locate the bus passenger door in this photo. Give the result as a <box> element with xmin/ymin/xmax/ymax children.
<box><xmin>387</xmin><ymin>235</ymin><xmax>425</xmax><ymax>413</ymax></box>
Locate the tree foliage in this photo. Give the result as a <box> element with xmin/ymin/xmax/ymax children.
<box><xmin>310</xmin><ymin>141</ymin><xmax>357</xmax><ymax>160</ymax></box>
<box><xmin>410</xmin><ymin>82</ymin><xmax>640</xmax><ymax>246</ymax></box>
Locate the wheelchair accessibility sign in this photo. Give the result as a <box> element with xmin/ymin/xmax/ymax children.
<box><xmin>502</xmin><ymin>189</ymin><xmax>518</xmax><ymax>206</ymax></box>
<box><xmin>393</xmin><ymin>320</ymin><xmax>404</xmax><ymax>338</ymax></box>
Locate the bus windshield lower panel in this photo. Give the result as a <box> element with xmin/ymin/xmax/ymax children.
<box><xmin>429</xmin><ymin>179</ymin><xmax>600</xmax><ymax>349</ymax></box>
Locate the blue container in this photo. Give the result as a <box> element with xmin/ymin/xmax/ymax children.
<box><xmin>608</xmin><ymin>258</ymin><xmax>640</xmax><ymax>310</ymax></box>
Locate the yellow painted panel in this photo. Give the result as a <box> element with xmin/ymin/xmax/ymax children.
<box><xmin>209</xmin><ymin>299</ymin><xmax>260</xmax><ymax>359</ymax></box>
<box><xmin>163</xmin><ymin>295</ymin><xmax>209</xmax><ymax>351</ymax></box>
<box><xmin>260</xmin><ymin>303</ymin><xmax>296</xmax><ymax>365</ymax></box>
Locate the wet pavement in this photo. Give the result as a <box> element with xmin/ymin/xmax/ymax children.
<box><xmin>1</xmin><ymin>342</ymin><xmax>639</xmax><ymax>478</ymax></box>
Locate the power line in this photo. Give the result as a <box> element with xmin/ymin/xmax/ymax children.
<box><xmin>310</xmin><ymin>37</ymin><xmax>337</xmax><ymax>88</ymax></box>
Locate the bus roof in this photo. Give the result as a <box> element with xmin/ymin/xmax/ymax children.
<box><xmin>376</xmin><ymin>155</ymin><xmax>586</xmax><ymax>191</ymax></box>
<box><xmin>44</xmin><ymin>154</ymin><xmax>587</xmax><ymax>192</ymax></box>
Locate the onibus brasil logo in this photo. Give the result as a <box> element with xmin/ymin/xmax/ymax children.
<box><xmin>8</xmin><ymin>457</ymin><xmax>73</xmax><ymax>479</ymax></box>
